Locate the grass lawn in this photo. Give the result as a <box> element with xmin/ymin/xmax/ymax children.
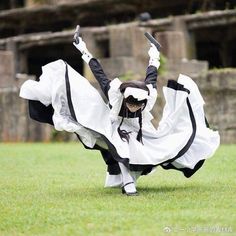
<box><xmin>0</xmin><ymin>143</ymin><xmax>235</xmax><ymax>236</ymax></box>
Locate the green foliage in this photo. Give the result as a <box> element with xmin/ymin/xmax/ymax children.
<box><xmin>209</xmin><ymin>67</ymin><xmax>236</xmax><ymax>73</ymax></box>
<box><xmin>159</xmin><ymin>53</ymin><xmax>167</xmax><ymax>75</ymax></box>
<box><xmin>0</xmin><ymin>143</ymin><xmax>235</xmax><ymax>236</ymax></box>
<box><xmin>31</xmin><ymin>0</ymin><xmax>48</xmax><ymax>4</ymax></box>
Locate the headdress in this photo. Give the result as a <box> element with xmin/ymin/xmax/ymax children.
<box><xmin>117</xmin><ymin>81</ymin><xmax>150</xmax><ymax>144</ymax></box>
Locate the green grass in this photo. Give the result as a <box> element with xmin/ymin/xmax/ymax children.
<box><xmin>0</xmin><ymin>143</ymin><xmax>235</xmax><ymax>236</ymax></box>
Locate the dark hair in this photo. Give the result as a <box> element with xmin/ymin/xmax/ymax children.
<box><xmin>125</xmin><ymin>95</ymin><xmax>147</xmax><ymax>106</ymax></box>
<box><xmin>120</xmin><ymin>80</ymin><xmax>149</xmax><ymax>94</ymax></box>
<box><xmin>117</xmin><ymin>81</ymin><xmax>149</xmax><ymax>144</ymax></box>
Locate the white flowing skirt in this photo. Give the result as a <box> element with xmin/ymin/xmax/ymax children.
<box><xmin>20</xmin><ymin>60</ymin><xmax>220</xmax><ymax>178</ymax></box>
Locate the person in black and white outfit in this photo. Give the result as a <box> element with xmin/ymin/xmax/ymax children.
<box><xmin>20</xmin><ymin>28</ymin><xmax>220</xmax><ymax>196</ymax></box>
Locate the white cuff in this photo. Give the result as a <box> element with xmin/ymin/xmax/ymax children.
<box><xmin>149</xmin><ymin>58</ymin><xmax>160</xmax><ymax>69</ymax></box>
<box><xmin>82</xmin><ymin>52</ymin><xmax>93</xmax><ymax>64</ymax></box>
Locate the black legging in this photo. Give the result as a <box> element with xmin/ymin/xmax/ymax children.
<box><xmin>100</xmin><ymin>149</ymin><xmax>121</xmax><ymax>175</ymax></box>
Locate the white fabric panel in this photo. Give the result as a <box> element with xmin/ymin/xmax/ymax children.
<box><xmin>20</xmin><ymin>60</ymin><xmax>220</xmax><ymax>171</ymax></box>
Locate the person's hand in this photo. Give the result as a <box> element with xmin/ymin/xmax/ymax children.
<box><xmin>73</xmin><ymin>37</ymin><xmax>87</xmax><ymax>54</ymax></box>
<box><xmin>148</xmin><ymin>43</ymin><xmax>160</xmax><ymax>69</ymax></box>
<box><xmin>148</xmin><ymin>43</ymin><xmax>160</xmax><ymax>60</ymax></box>
<box><xmin>73</xmin><ymin>36</ymin><xmax>93</xmax><ymax>64</ymax></box>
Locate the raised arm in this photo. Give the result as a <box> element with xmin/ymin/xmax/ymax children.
<box><xmin>144</xmin><ymin>44</ymin><xmax>160</xmax><ymax>89</ymax></box>
<box><xmin>73</xmin><ymin>35</ymin><xmax>111</xmax><ymax>98</ymax></box>
<box><xmin>88</xmin><ymin>58</ymin><xmax>111</xmax><ymax>97</ymax></box>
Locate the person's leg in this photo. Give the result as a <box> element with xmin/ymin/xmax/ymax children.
<box><xmin>100</xmin><ymin>150</ymin><xmax>122</xmax><ymax>187</ymax></box>
<box><xmin>118</xmin><ymin>162</ymin><xmax>137</xmax><ymax>195</ymax></box>
<box><xmin>100</xmin><ymin>150</ymin><xmax>138</xmax><ymax>194</ymax></box>
<box><xmin>100</xmin><ymin>149</ymin><xmax>120</xmax><ymax>174</ymax></box>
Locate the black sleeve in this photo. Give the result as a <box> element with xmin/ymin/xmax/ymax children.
<box><xmin>29</xmin><ymin>100</ymin><xmax>54</xmax><ymax>125</ymax></box>
<box><xmin>88</xmin><ymin>58</ymin><xmax>111</xmax><ymax>98</ymax></box>
<box><xmin>144</xmin><ymin>65</ymin><xmax>158</xmax><ymax>89</ymax></box>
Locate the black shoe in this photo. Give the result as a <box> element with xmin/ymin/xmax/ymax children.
<box><xmin>121</xmin><ymin>182</ymin><xmax>139</xmax><ymax>196</ymax></box>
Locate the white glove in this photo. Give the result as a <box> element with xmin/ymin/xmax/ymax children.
<box><xmin>148</xmin><ymin>43</ymin><xmax>160</xmax><ymax>69</ymax></box>
<box><xmin>73</xmin><ymin>37</ymin><xmax>93</xmax><ymax>64</ymax></box>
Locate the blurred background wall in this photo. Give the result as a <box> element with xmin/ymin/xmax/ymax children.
<box><xmin>0</xmin><ymin>0</ymin><xmax>235</xmax><ymax>143</ymax></box>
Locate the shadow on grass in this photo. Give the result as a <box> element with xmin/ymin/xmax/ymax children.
<box><xmin>50</xmin><ymin>183</ymin><xmax>216</xmax><ymax>199</ymax></box>
<box><xmin>52</xmin><ymin>185</ymin><xmax>188</xmax><ymax>199</ymax></box>
<box><xmin>139</xmin><ymin>186</ymin><xmax>192</xmax><ymax>193</ymax></box>
<box><xmin>137</xmin><ymin>184</ymin><xmax>212</xmax><ymax>194</ymax></box>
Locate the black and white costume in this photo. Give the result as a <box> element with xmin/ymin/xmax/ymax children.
<box><xmin>19</xmin><ymin>34</ymin><xmax>220</xmax><ymax>194</ymax></box>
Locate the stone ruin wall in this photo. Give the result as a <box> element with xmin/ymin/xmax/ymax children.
<box><xmin>0</xmin><ymin>51</ymin><xmax>52</xmax><ymax>142</ymax></box>
<box><xmin>0</xmin><ymin>23</ymin><xmax>235</xmax><ymax>143</ymax></box>
<box><xmin>195</xmin><ymin>70</ymin><xmax>236</xmax><ymax>144</ymax></box>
